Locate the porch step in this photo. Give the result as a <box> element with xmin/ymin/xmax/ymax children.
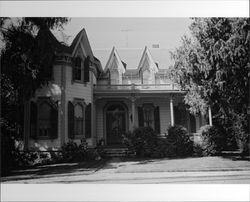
<box><xmin>103</xmin><ymin>147</ymin><xmax>129</xmax><ymax>157</ymax></box>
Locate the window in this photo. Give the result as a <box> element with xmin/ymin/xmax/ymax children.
<box><xmin>110</xmin><ymin>69</ymin><xmax>120</xmax><ymax>84</ymax></box>
<box><xmin>74</xmin><ymin>104</ymin><xmax>84</xmax><ymax>136</ymax></box>
<box><xmin>38</xmin><ymin>102</ymin><xmax>52</xmax><ymax>137</ymax></box>
<box><xmin>68</xmin><ymin>100</ymin><xmax>88</xmax><ymax>139</ymax></box>
<box><xmin>72</xmin><ymin>56</ymin><xmax>90</xmax><ymax>83</ymax></box>
<box><xmin>73</xmin><ymin>57</ymin><xmax>82</xmax><ymax>81</ymax></box>
<box><xmin>143</xmin><ymin>104</ymin><xmax>154</xmax><ymax>128</ymax></box>
<box><xmin>30</xmin><ymin>98</ymin><xmax>58</xmax><ymax>139</ymax></box>
<box><xmin>143</xmin><ymin>69</ymin><xmax>151</xmax><ymax>84</ymax></box>
<box><xmin>138</xmin><ymin>104</ymin><xmax>160</xmax><ymax>133</ymax></box>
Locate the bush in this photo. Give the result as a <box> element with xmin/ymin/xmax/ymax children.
<box><xmin>123</xmin><ymin>126</ymin><xmax>194</xmax><ymax>158</ymax></box>
<box><xmin>197</xmin><ymin>125</ymin><xmax>224</xmax><ymax>156</ymax></box>
<box><xmin>129</xmin><ymin>127</ymin><xmax>158</xmax><ymax>157</ymax></box>
<box><xmin>61</xmin><ymin>139</ymin><xmax>100</xmax><ymax>162</ymax></box>
<box><xmin>232</xmin><ymin>114</ymin><xmax>249</xmax><ymax>156</ymax></box>
<box><xmin>165</xmin><ymin>125</ymin><xmax>193</xmax><ymax>157</ymax></box>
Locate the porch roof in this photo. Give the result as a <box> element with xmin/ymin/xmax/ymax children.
<box><xmin>94</xmin><ymin>83</ymin><xmax>185</xmax><ymax>98</ymax></box>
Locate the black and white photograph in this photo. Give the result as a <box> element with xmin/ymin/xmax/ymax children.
<box><xmin>0</xmin><ymin>0</ymin><xmax>249</xmax><ymax>201</ymax></box>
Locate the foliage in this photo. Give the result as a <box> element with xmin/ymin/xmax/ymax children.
<box><xmin>196</xmin><ymin>125</ymin><xmax>225</xmax><ymax>156</ymax></box>
<box><xmin>129</xmin><ymin>127</ymin><xmax>158</xmax><ymax>157</ymax></box>
<box><xmin>0</xmin><ymin>18</ymin><xmax>69</xmax><ymax>173</ymax></box>
<box><xmin>232</xmin><ymin>113</ymin><xmax>250</xmax><ymax>155</ymax></box>
<box><xmin>0</xmin><ymin>17</ymin><xmax>69</xmax><ymax>138</ymax></box>
<box><xmin>96</xmin><ymin>138</ymin><xmax>106</xmax><ymax>158</ymax></box>
<box><xmin>61</xmin><ymin>139</ymin><xmax>100</xmax><ymax>162</ymax></box>
<box><xmin>170</xmin><ymin>18</ymin><xmax>250</xmax><ymax>152</ymax></box>
<box><xmin>165</xmin><ymin>125</ymin><xmax>193</xmax><ymax>157</ymax></box>
<box><xmin>124</xmin><ymin>126</ymin><xmax>193</xmax><ymax>158</ymax></box>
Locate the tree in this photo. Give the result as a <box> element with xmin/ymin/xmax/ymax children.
<box><xmin>170</xmin><ymin>18</ymin><xmax>249</xmax><ymax>152</ymax></box>
<box><xmin>0</xmin><ymin>18</ymin><xmax>69</xmax><ymax>174</ymax></box>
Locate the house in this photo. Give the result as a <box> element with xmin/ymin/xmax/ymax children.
<box><xmin>23</xmin><ymin>28</ymin><xmax>211</xmax><ymax>151</ymax></box>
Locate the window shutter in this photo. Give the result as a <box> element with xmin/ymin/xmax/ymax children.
<box><xmin>190</xmin><ymin>114</ymin><xmax>196</xmax><ymax>133</ymax></box>
<box><xmin>84</xmin><ymin>56</ymin><xmax>90</xmax><ymax>82</ymax></box>
<box><xmin>138</xmin><ymin>106</ymin><xmax>144</xmax><ymax>127</ymax></box>
<box><xmin>85</xmin><ymin>103</ymin><xmax>91</xmax><ymax>138</ymax></box>
<box><xmin>154</xmin><ymin>106</ymin><xmax>160</xmax><ymax>134</ymax></box>
<box><xmin>50</xmin><ymin>103</ymin><xmax>58</xmax><ymax>139</ymax></box>
<box><xmin>68</xmin><ymin>101</ymin><xmax>74</xmax><ymax>139</ymax></box>
<box><xmin>30</xmin><ymin>101</ymin><xmax>37</xmax><ymax>139</ymax></box>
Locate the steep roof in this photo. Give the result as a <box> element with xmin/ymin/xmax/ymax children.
<box><xmin>137</xmin><ymin>46</ymin><xmax>158</xmax><ymax>73</ymax></box>
<box><xmin>36</xmin><ymin>28</ymin><xmax>103</xmax><ymax>73</ymax></box>
<box><xmin>93</xmin><ymin>47</ymin><xmax>173</xmax><ymax>72</ymax></box>
<box><xmin>104</xmin><ymin>47</ymin><xmax>126</xmax><ymax>73</ymax></box>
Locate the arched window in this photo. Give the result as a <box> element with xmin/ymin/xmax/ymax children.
<box><xmin>74</xmin><ymin>104</ymin><xmax>83</xmax><ymax>136</ymax></box>
<box><xmin>38</xmin><ymin>102</ymin><xmax>52</xmax><ymax>137</ymax></box>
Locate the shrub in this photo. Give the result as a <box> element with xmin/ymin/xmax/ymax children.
<box><xmin>165</xmin><ymin>125</ymin><xmax>193</xmax><ymax>157</ymax></box>
<box><xmin>197</xmin><ymin>125</ymin><xmax>224</xmax><ymax>156</ymax></box>
<box><xmin>232</xmin><ymin>113</ymin><xmax>249</xmax><ymax>156</ymax></box>
<box><xmin>123</xmin><ymin>126</ymin><xmax>194</xmax><ymax>158</ymax></box>
<box><xmin>130</xmin><ymin>127</ymin><xmax>158</xmax><ymax>157</ymax></box>
<box><xmin>61</xmin><ymin>139</ymin><xmax>100</xmax><ymax>162</ymax></box>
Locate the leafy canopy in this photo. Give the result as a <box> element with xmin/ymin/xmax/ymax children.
<box><xmin>0</xmin><ymin>17</ymin><xmax>69</xmax><ymax>134</ymax></box>
<box><xmin>170</xmin><ymin>18</ymin><xmax>250</xmax><ymax>150</ymax></box>
<box><xmin>170</xmin><ymin>18</ymin><xmax>249</xmax><ymax>120</ymax></box>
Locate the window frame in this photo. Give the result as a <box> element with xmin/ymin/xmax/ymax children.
<box><xmin>73</xmin><ymin>56</ymin><xmax>84</xmax><ymax>83</ymax></box>
<box><xmin>142</xmin><ymin>103</ymin><xmax>155</xmax><ymax>128</ymax></box>
<box><xmin>72</xmin><ymin>99</ymin><xmax>86</xmax><ymax>139</ymax></box>
<box><xmin>36</xmin><ymin>98</ymin><xmax>54</xmax><ymax>139</ymax></box>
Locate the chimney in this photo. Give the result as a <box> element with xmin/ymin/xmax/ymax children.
<box><xmin>152</xmin><ymin>44</ymin><xmax>159</xmax><ymax>48</ymax></box>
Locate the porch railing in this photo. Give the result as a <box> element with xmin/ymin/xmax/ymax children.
<box><xmin>94</xmin><ymin>83</ymin><xmax>180</xmax><ymax>91</ymax></box>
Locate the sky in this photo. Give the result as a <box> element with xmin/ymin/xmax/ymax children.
<box><xmin>61</xmin><ymin>18</ymin><xmax>192</xmax><ymax>51</ymax></box>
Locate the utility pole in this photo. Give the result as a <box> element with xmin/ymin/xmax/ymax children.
<box><xmin>121</xmin><ymin>29</ymin><xmax>133</xmax><ymax>48</ymax></box>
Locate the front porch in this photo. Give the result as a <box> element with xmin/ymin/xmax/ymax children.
<box><xmin>93</xmin><ymin>83</ymin><xmax>210</xmax><ymax>146</ymax></box>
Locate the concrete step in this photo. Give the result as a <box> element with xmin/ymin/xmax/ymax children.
<box><xmin>103</xmin><ymin>147</ymin><xmax>129</xmax><ymax>157</ymax></box>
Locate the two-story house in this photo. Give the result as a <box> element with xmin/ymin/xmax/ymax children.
<box><xmin>23</xmin><ymin>28</ymin><xmax>211</xmax><ymax>151</ymax></box>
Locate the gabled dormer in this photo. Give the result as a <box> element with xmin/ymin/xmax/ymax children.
<box><xmin>69</xmin><ymin>29</ymin><xmax>102</xmax><ymax>83</ymax></box>
<box><xmin>104</xmin><ymin>47</ymin><xmax>126</xmax><ymax>84</ymax></box>
<box><xmin>138</xmin><ymin>46</ymin><xmax>158</xmax><ymax>84</ymax></box>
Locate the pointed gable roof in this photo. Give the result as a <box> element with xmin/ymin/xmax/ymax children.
<box><xmin>36</xmin><ymin>28</ymin><xmax>103</xmax><ymax>74</ymax></box>
<box><xmin>137</xmin><ymin>46</ymin><xmax>159</xmax><ymax>73</ymax></box>
<box><xmin>104</xmin><ymin>47</ymin><xmax>126</xmax><ymax>74</ymax></box>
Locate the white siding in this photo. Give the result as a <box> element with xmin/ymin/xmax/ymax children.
<box><xmin>64</xmin><ymin>65</ymin><xmax>94</xmax><ymax>144</ymax></box>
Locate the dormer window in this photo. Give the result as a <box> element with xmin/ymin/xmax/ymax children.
<box><xmin>73</xmin><ymin>57</ymin><xmax>82</xmax><ymax>81</ymax></box>
<box><xmin>142</xmin><ymin>69</ymin><xmax>152</xmax><ymax>84</ymax></box>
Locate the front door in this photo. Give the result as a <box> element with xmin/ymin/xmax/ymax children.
<box><xmin>106</xmin><ymin>104</ymin><xmax>126</xmax><ymax>145</ymax></box>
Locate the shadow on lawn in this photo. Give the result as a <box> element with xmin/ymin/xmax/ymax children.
<box><xmin>1</xmin><ymin>159</ymin><xmax>109</xmax><ymax>182</ymax></box>
<box><xmin>221</xmin><ymin>155</ymin><xmax>250</xmax><ymax>161</ymax></box>
<box><xmin>106</xmin><ymin>156</ymin><xmax>197</xmax><ymax>166</ymax></box>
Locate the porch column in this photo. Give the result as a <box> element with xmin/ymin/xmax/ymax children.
<box><xmin>60</xmin><ymin>65</ymin><xmax>66</xmax><ymax>146</ymax></box>
<box><xmin>170</xmin><ymin>96</ymin><xmax>175</xmax><ymax>126</ymax></box>
<box><xmin>23</xmin><ymin>100</ymin><xmax>30</xmax><ymax>151</ymax></box>
<box><xmin>131</xmin><ymin>96</ymin><xmax>136</xmax><ymax>129</ymax></box>
<box><xmin>208</xmin><ymin>106</ymin><xmax>213</xmax><ymax>126</ymax></box>
<box><xmin>91</xmin><ymin>100</ymin><xmax>97</xmax><ymax>146</ymax></box>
